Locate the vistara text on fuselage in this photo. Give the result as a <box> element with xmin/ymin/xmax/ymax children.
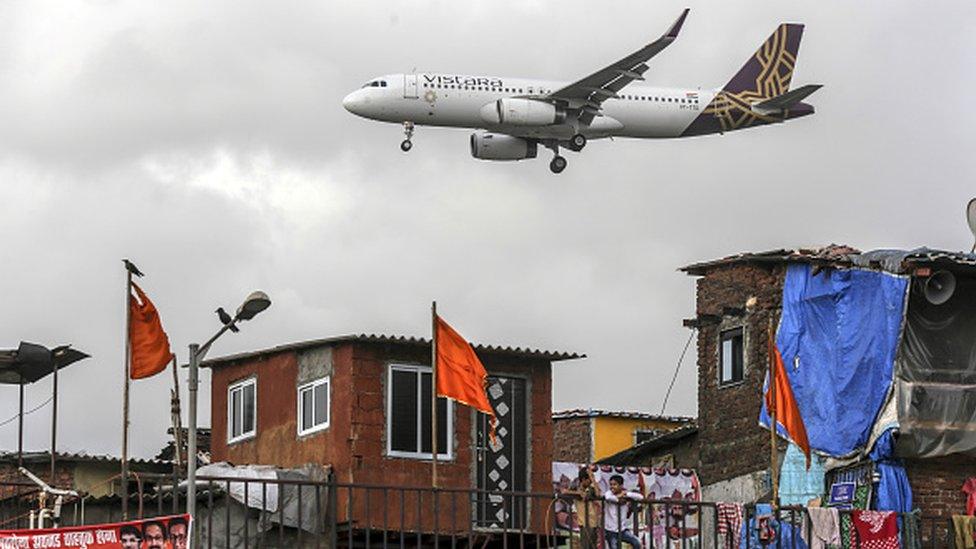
<box><xmin>342</xmin><ymin>9</ymin><xmax>820</xmax><ymax>174</ymax></box>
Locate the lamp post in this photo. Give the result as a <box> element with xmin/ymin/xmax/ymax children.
<box><xmin>186</xmin><ymin>291</ymin><xmax>271</xmax><ymax>521</ymax></box>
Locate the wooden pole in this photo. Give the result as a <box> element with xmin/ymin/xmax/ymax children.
<box><xmin>170</xmin><ymin>355</ymin><xmax>183</xmax><ymax>470</ymax></box>
<box><xmin>121</xmin><ymin>268</ymin><xmax>132</xmax><ymax>520</ymax></box>
<box><xmin>431</xmin><ymin>301</ymin><xmax>438</xmax><ymax>489</ymax></box>
<box><xmin>768</xmin><ymin>317</ymin><xmax>779</xmax><ymax>508</ymax></box>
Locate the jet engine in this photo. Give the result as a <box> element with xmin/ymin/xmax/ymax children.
<box><xmin>480</xmin><ymin>98</ymin><xmax>566</xmax><ymax>126</ymax></box>
<box><xmin>469</xmin><ymin>132</ymin><xmax>538</xmax><ymax>161</ymax></box>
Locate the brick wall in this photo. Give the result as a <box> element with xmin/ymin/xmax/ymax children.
<box><xmin>905</xmin><ymin>455</ymin><xmax>976</xmax><ymax>517</ymax></box>
<box><xmin>0</xmin><ymin>461</ymin><xmax>75</xmax><ymax>499</ymax></box>
<box><xmin>553</xmin><ymin>417</ymin><xmax>592</xmax><ymax>463</ymax></box>
<box><xmin>694</xmin><ymin>263</ymin><xmax>786</xmax><ymax>486</ymax></box>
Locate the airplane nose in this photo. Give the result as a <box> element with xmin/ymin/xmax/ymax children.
<box><xmin>343</xmin><ymin>91</ymin><xmax>364</xmax><ymax>115</ymax></box>
<box><xmin>342</xmin><ymin>92</ymin><xmax>356</xmax><ymax>112</ymax></box>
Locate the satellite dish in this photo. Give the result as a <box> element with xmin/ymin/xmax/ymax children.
<box><xmin>924</xmin><ymin>270</ymin><xmax>956</xmax><ymax>305</ymax></box>
<box><xmin>968</xmin><ymin>198</ymin><xmax>976</xmax><ymax>252</ymax></box>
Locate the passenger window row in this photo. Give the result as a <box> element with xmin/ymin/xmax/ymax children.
<box><xmin>422</xmin><ymin>83</ymin><xmax>555</xmax><ymax>95</ymax></box>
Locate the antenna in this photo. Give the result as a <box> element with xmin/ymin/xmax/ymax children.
<box><xmin>967</xmin><ymin>198</ymin><xmax>976</xmax><ymax>253</ymax></box>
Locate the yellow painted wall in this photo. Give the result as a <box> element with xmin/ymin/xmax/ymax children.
<box><xmin>592</xmin><ymin>417</ymin><xmax>687</xmax><ymax>461</ymax></box>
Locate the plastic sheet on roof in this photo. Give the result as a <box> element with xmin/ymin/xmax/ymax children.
<box><xmin>760</xmin><ymin>264</ymin><xmax>909</xmax><ymax>457</ymax></box>
<box><xmin>895</xmin><ymin>275</ymin><xmax>976</xmax><ymax>457</ymax></box>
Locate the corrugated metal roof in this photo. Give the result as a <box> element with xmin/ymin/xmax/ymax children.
<box><xmin>203</xmin><ymin>333</ymin><xmax>584</xmax><ymax>368</ymax></box>
<box><xmin>681</xmin><ymin>245</ymin><xmax>976</xmax><ymax>276</ymax></box>
<box><xmin>0</xmin><ymin>451</ymin><xmax>170</xmax><ymax>467</ymax></box>
<box><xmin>552</xmin><ymin>409</ymin><xmax>694</xmax><ymax>422</ymax></box>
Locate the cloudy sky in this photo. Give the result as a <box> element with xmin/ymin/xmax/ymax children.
<box><xmin>1</xmin><ymin>1</ymin><xmax>974</xmax><ymax>458</ymax></box>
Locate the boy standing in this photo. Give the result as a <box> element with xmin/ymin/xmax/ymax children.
<box><xmin>604</xmin><ymin>474</ymin><xmax>644</xmax><ymax>549</ymax></box>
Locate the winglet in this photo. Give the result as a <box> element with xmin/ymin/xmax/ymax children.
<box><xmin>665</xmin><ymin>9</ymin><xmax>690</xmax><ymax>40</ymax></box>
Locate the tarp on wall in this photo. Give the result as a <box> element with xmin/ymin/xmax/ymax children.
<box><xmin>895</xmin><ymin>274</ymin><xmax>976</xmax><ymax>457</ymax></box>
<box><xmin>761</xmin><ymin>264</ymin><xmax>909</xmax><ymax>457</ymax></box>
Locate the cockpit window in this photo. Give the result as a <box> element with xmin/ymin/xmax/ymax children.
<box><xmin>362</xmin><ymin>80</ymin><xmax>388</xmax><ymax>88</ymax></box>
<box><xmin>380</xmin><ymin>80</ymin><xmax>387</xmax><ymax>87</ymax></box>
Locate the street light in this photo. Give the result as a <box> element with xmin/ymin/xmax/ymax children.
<box><xmin>186</xmin><ymin>290</ymin><xmax>271</xmax><ymax>522</ymax></box>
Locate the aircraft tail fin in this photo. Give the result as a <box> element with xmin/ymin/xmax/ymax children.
<box><xmin>723</xmin><ymin>23</ymin><xmax>804</xmax><ymax>98</ymax></box>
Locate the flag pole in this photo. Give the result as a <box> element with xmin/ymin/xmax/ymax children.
<box><xmin>170</xmin><ymin>355</ymin><xmax>184</xmax><ymax>470</ymax></box>
<box><xmin>121</xmin><ymin>265</ymin><xmax>132</xmax><ymax>520</ymax></box>
<box><xmin>767</xmin><ymin>317</ymin><xmax>779</xmax><ymax>509</ymax></box>
<box><xmin>431</xmin><ymin>301</ymin><xmax>439</xmax><ymax>489</ymax></box>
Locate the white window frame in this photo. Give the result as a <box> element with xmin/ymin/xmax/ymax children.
<box><xmin>386</xmin><ymin>364</ymin><xmax>453</xmax><ymax>460</ymax></box>
<box><xmin>227</xmin><ymin>377</ymin><xmax>257</xmax><ymax>444</ymax></box>
<box><xmin>297</xmin><ymin>376</ymin><xmax>331</xmax><ymax>436</ymax></box>
<box><xmin>719</xmin><ymin>327</ymin><xmax>746</xmax><ymax>387</ymax></box>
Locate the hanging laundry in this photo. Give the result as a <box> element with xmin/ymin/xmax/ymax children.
<box><xmin>901</xmin><ymin>511</ymin><xmax>922</xmax><ymax>549</ymax></box>
<box><xmin>963</xmin><ymin>478</ymin><xmax>976</xmax><ymax>516</ymax></box>
<box><xmin>780</xmin><ymin>442</ymin><xmax>827</xmax><ymax>506</ymax></box>
<box><xmin>716</xmin><ymin>502</ymin><xmax>743</xmax><ymax>549</ymax></box>
<box><xmin>850</xmin><ymin>510</ymin><xmax>899</xmax><ymax>549</ymax></box>
<box><xmin>740</xmin><ymin>504</ymin><xmax>808</xmax><ymax>549</ymax></box>
<box><xmin>869</xmin><ymin>430</ymin><xmax>913</xmax><ymax>513</ymax></box>
<box><xmin>952</xmin><ymin>515</ymin><xmax>976</xmax><ymax>549</ymax></box>
<box><xmin>805</xmin><ymin>507</ymin><xmax>841</xmax><ymax>549</ymax></box>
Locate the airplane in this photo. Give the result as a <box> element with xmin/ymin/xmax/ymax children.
<box><xmin>342</xmin><ymin>9</ymin><xmax>821</xmax><ymax>174</ymax></box>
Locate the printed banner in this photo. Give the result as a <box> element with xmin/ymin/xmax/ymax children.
<box><xmin>553</xmin><ymin>463</ymin><xmax>701</xmax><ymax>549</ymax></box>
<box><xmin>0</xmin><ymin>514</ymin><xmax>190</xmax><ymax>549</ymax></box>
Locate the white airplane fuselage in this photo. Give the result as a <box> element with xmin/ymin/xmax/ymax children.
<box><xmin>343</xmin><ymin>73</ymin><xmax>718</xmax><ymax>141</ymax></box>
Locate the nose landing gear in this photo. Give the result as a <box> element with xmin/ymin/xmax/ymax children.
<box><xmin>549</xmin><ymin>155</ymin><xmax>567</xmax><ymax>174</ymax></box>
<box><xmin>400</xmin><ymin>121</ymin><xmax>415</xmax><ymax>152</ymax></box>
<box><xmin>544</xmin><ymin>141</ymin><xmax>568</xmax><ymax>174</ymax></box>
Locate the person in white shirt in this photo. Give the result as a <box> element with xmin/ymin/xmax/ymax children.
<box><xmin>603</xmin><ymin>474</ymin><xmax>644</xmax><ymax>549</ymax></box>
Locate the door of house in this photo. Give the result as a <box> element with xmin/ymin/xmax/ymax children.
<box><xmin>474</xmin><ymin>375</ymin><xmax>528</xmax><ymax>530</ymax></box>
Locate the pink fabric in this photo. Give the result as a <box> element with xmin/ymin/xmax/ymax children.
<box><xmin>850</xmin><ymin>510</ymin><xmax>900</xmax><ymax>549</ymax></box>
<box><xmin>963</xmin><ymin>478</ymin><xmax>976</xmax><ymax>516</ymax></box>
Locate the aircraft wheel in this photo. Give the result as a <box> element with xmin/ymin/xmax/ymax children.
<box><xmin>570</xmin><ymin>134</ymin><xmax>587</xmax><ymax>151</ymax></box>
<box><xmin>400</xmin><ymin>140</ymin><xmax>413</xmax><ymax>152</ymax></box>
<box><xmin>549</xmin><ymin>156</ymin><xmax>567</xmax><ymax>174</ymax></box>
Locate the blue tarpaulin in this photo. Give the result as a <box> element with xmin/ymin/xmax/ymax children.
<box><xmin>760</xmin><ymin>264</ymin><xmax>908</xmax><ymax>457</ymax></box>
<box><xmin>869</xmin><ymin>429</ymin><xmax>913</xmax><ymax>512</ymax></box>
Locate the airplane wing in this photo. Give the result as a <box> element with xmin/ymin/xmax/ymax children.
<box><xmin>548</xmin><ymin>8</ymin><xmax>689</xmax><ymax>125</ymax></box>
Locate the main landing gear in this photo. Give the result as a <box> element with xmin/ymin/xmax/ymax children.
<box><xmin>569</xmin><ymin>133</ymin><xmax>587</xmax><ymax>152</ymax></box>
<box><xmin>400</xmin><ymin>121</ymin><xmax>414</xmax><ymax>152</ymax></box>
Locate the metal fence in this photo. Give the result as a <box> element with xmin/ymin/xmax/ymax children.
<box><xmin>0</xmin><ymin>476</ymin><xmax>959</xmax><ymax>548</ymax></box>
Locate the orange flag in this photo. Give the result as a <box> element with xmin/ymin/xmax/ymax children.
<box><xmin>129</xmin><ymin>282</ymin><xmax>173</xmax><ymax>380</ymax></box>
<box><xmin>766</xmin><ymin>330</ymin><xmax>811</xmax><ymax>468</ymax></box>
<box><xmin>434</xmin><ymin>315</ymin><xmax>496</xmax><ymax>439</ymax></box>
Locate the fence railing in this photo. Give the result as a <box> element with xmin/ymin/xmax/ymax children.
<box><xmin>0</xmin><ymin>476</ymin><xmax>958</xmax><ymax>548</ymax></box>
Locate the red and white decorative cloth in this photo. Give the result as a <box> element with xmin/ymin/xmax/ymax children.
<box><xmin>850</xmin><ymin>510</ymin><xmax>900</xmax><ymax>549</ymax></box>
<box><xmin>716</xmin><ymin>502</ymin><xmax>744</xmax><ymax>549</ymax></box>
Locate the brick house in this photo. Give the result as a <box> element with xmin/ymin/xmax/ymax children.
<box><xmin>203</xmin><ymin>333</ymin><xmax>582</xmax><ymax>531</ymax></box>
<box><xmin>681</xmin><ymin>245</ymin><xmax>976</xmax><ymax>516</ymax></box>
<box><xmin>552</xmin><ymin>409</ymin><xmax>692</xmax><ymax>463</ymax></box>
